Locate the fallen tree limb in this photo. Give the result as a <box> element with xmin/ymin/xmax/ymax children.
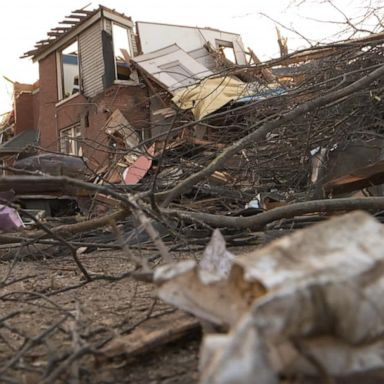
<box><xmin>43</xmin><ymin>208</ymin><xmax>128</xmax><ymax>238</ymax></box>
<box><xmin>167</xmin><ymin>197</ymin><xmax>384</xmax><ymax>230</ymax></box>
<box><xmin>158</xmin><ymin>63</ymin><xmax>384</xmax><ymax>206</ymax></box>
<box><xmin>0</xmin><ymin>175</ymin><xmax>171</xmax><ymax>262</ymax></box>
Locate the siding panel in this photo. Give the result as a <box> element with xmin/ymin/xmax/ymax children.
<box><xmin>79</xmin><ymin>21</ymin><xmax>104</xmax><ymax>98</ymax></box>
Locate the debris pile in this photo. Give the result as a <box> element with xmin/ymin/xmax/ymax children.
<box><xmin>2</xmin><ymin>4</ymin><xmax>384</xmax><ymax>383</ymax></box>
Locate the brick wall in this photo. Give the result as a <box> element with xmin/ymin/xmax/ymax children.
<box><xmin>37</xmin><ymin>50</ymin><xmax>150</xmax><ymax>167</ymax></box>
<box><xmin>14</xmin><ymin>92</ymin><xmax>34</xmax><ymax>135</ymax></box>
<box><xmin>32</xmin><ymin>90</ymin><xmax>40</xmax><ymax>130</ymax></box>
<box><xmin>83</xmin><ymin>84</ymin><xmax>150</xmax><ymax>167</ymax></box>
<box><xmin>13</xmin><ymin>82</ymin><xmax>40</xmax><ymax>135</ymax></box>
<box><xmin>37</xmin><ymin>53</ymin><xmax>59</xmax><ymax>150</ymax></box>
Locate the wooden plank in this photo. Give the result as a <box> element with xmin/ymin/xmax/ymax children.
<box><xmin>65</xmin><ymin>14</ymin><xmax>87</xmax><ymax>19</ymax></box>
<box><xmin>47</xmin><ymin>32</ymin><xmax>64</xmax><ymax>37</ymax></box>
<box><xmin>51</xmin><ymin>27</ymin><xmax>72</xmax><ymax>31</ymax></box>
<box><xmin>99</xmin><ymin>310</ymin><xmax>200</xmax><ymax>360</ymax></box>
<box><xmin>71</xmin><ymin>9</ymin><xmax>94</xmax><ymax>14</ymax></box>
<box><xmin>59</xmin><ymin>20</ymin><xmax>78</xmax><ymax>25</ymax></box>
<box><xmin>323</xmin><ymin>159</ymin><xmax>384</xmax><ymax>195</ymax></box>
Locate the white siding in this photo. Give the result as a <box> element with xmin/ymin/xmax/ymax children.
<box><xmin>189</xmin><ymin>47</ymin><xmax>217</xmax><ymax>70</ymax></box>
<box><xmin>137</xmin><ymin>22</ymin><xmax>247</xmax><ymax>65</ymax></box>
<box><xmin>132</xmin><ymin>45</ymin><xmax>212</xmax><ymax>91</ymax></box>
<box><xmin>79</xmin><ymin>20</ymin><xmax>104</xmax><ymax>97</ymax></box>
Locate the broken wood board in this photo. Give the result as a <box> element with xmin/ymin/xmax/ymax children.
<box><xmin>104</xmin><ymin>109</ymin><xmax>139</xmax><ymax>149</ymax></box>
<box><xmin>323</xmin><ymin>159</ymin><xmax>384</xmax><ymax>195</ymax></box>
<box><xmin>99</xmin><ymin>310</ymin><xmax>200</xmax><ymax>360</ymax></box>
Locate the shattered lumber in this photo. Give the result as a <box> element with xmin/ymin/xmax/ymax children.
<box><xmin>5</xmin><ymin>175</ymin><xmax>384</xmax><ymax>237</ymax></box>
<box><xmin>324</xmin><ymin>159</ymin><xmax>384</xmax><ymax>195</ymax></box>
<box><xmin>5</xmin><ymin>10</ymin><xmax>384</xmax><ymax>383</ymax></box>
<box><xmin>99</xmin><ymin>310</ymin><xmax>199</xmax><ymax>359</ymax></box>
<box><xmin>159</xmin><ymin>63</ymin><xmax>384</xmax><ymax>206</ymax></box>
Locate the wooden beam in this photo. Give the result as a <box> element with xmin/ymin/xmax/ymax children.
<box><xmin>33</xmin><ymin>11</ymin><xmax>101</xmax><ymax>62</ymax></box>
<box><xmin>21</xmin><ymin>49</ymin><xmax>39</xmax><ymax>58</ymax></box>
<box><xmin>35</xmin><ymin>39</ymin><xmax>51</xmax><ymax>44</ymax></box>
<box><xmin>71</xmin><ymin>9</ymin><xmax>93</xmax><ymax>15</ymax></box>
<box><xmin>47</xmin><ymin>32</ymin><xmax>64</xmax><ymax>37</ymax></box>
<box><xmin>51</xmin><ymin>27</ymin><xmax>71</xmax><ymax>31</ymax></box>
<box><xmin>59</xmin><ymin>20</ymin><xmax>78</xmax><ymax>25</ymax></box>
<box><xmin>65</xmin><ymin>14</ymin><xmax>87</xmax><ymax>20</ymax></box>
<box><xmin>323</xmin><ymin>160</ymin><xmax>384</xmax><ymax>195</ymax></box>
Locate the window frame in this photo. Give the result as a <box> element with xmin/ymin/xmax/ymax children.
<box><xmin>215</xmin><ymin>39</ymin><xmax>236</xmax><ymax>63</ymax></box>
<box><xmin>59</xmin><ymin>123</ymin><xmax>82</xmax><ymax>156</ymax></box>
<box><xmin>56</xmin><ymin>38</ymin><xmax>81</xmax><ymax>101</ymax></box>
<box><xmin>111</xmin><ymin>22</ymin><xmax>133</xmax><ymax>81</ymax></box>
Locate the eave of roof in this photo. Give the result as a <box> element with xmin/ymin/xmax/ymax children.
<box><xmin>21</xmin><ymin>5</ymin><xmax>134</xmax><ymax>63</ymax></box>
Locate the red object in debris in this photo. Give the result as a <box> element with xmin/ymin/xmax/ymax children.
<box><xmin>123</xmin><ymin>145</ymin><xmax>155</xmax><ymax>185</ymax></box>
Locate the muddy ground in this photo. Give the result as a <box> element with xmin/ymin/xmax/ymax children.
<box><xmin>0</xmin><ymin>248</ymin><xmax>202</xmax><ymax>383</ymax></box>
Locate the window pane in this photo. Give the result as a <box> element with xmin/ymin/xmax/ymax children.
<box><xmin>60</xmin><ymin>125</ymin><xmax>82</xmax><ymax>156</ymax></box>
<box><xmin>61</xmin><ymin>41</ymin><xmax>80</xmax><ymax>98</ymax></box>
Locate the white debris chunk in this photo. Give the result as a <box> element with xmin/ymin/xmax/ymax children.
<box><xmin>199</xmin><ymin>228</ymin><xmax>234</xmax><ymax>282</ymax></box>
<box><xmin>156</xmin><ymin>211</ymin><xmax>384</xmax><ymax>382</ymax></box>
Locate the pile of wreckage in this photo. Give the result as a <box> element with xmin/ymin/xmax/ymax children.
<box><xmin>2</xmin><ymin>4</ymin><xmax>384</xmax><ymax>383</ymax></box>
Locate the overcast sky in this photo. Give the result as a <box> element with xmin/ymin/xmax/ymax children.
<box><xmin>0</xmin><ymin>0</ymin><xmax>377</xmax><ymax>115</ymax></box>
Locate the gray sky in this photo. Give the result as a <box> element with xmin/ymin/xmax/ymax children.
<box><xmin>0</xmin><ymin>0</ymin><xmax>376</xmax><ymax>115</ymax></box>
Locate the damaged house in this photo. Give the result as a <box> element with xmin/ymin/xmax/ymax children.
<box><xmin>0</xmin><ymin>5</ymin><xmax>251</xmax><ymax>184</ymax></box>
<box><xmin>2</xmin><ymin>5</ymin><xmax>384</xmax><ymax>216</ymax></box>
<box><xmin>4</xmin><ymin>4</ymin><xmax>384</xmax><ymax>383</ymax></box>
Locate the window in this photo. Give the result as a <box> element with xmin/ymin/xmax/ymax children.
<box><xmin>112</xmin><ymin>23</ymin><xmax>132</xmax><ymax>80</ymax></box>
<box><xmin>215</xmin><ymin>39</ymin><xmax>236</xmax><ymax>63</ymax></box>
<box><xmin>58</xmin><ymin>40</ymin><xmax>80</xmax><ymax>100</ymax></box>
<box><xmin>60</xmin><ymin>123</ymin><xmax>82</xmax><ymax>156</ymax></box>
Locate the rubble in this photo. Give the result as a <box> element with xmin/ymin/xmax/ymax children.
<box><xmin>2</xmin><ymin>3</ymin><xmax>384</xmax><ymax>383</ymax></box>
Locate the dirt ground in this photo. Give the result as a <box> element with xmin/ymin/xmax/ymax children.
<box><xmin>0</xmin><ymin>248</ymin><xmax>201</xmax><ymax>383</ymax></box>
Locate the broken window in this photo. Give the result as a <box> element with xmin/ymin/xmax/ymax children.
<box><xmin>112</xmin><ymin>23</ymin><xmax>132</xmax><ymax>80</ymax></box>
<box><xmin>59</xmin><ymin>123</ymin><xmax>82</xmax><ymax>156</ymax></box>
<box><xmin>58</xmin><ymin>40</ymin><xmax>80</xmax><ymax>100</ymax></box>
<box><xmin>215</xmin><ymin>39</ymin><xmax>236</xmax><ymax>63</ymax></box>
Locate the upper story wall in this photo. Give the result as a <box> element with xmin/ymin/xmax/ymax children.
<box><xmin>78</xmin><ymin>19</ymin><xmax>105</xmax><ymax>98</ymax></box>
<box><xmin>136</xmin><ymin>22</ymin><xmax>247</xmax><ymax>65</ymax></box>
<box><xmin>38</xmin><ymin>53</ymin><xmax>59</xmax><ymax>150</ymax></box>
<box><xmin>35</xmin><ymin>8</ymin><xmax>137</xmax><ymax>104</ymax></box>
<box><xmin>34</xmin><ymin>9</ymin><xmax>139</xmax><ymax>152</ymax></box>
